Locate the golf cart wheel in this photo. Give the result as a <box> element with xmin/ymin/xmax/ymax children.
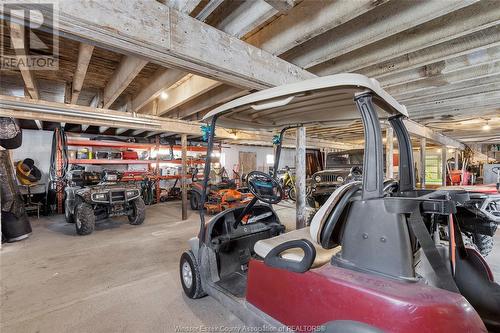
<box><xmin>75</xmin><ymin>202</ymin><xmax>95</xmax><ymax>235</ymax></box>
<box><xmin>64</xmin><ymin>199</ymin><xmax>75</xmax><ymax>223</ymax></box>
<box><xmin>473</xmin><ymin>233</ymin><xmax>494</xmax><ymax>257</ymax></box>
<box><xmin>179</xmin><ymin>251</ymin><xmax>206</xmax><ymax>299</ymax></box>
<box><xmin>288</xmin><ymin>187</ymin><xmax>296</xmax><ymax>201</ymax></box>
<box><xmin>190</xmin><ymin>192</ymin><xmax>201</xmax><ymax>210</ymax></box>
<box><xmin>128</xmin><ymin>197</ymin><xmax>146</xmax><ymax>225</ymax></box>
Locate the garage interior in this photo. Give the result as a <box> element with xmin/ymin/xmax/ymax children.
<box><xmin>1</xmin><ymin>1</ymin><xmax>500</xmax><ymax>332</ymax></box>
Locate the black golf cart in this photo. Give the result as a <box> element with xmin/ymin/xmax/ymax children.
<box><xmin>179</xmin><ymin>74</ymin><xmax>498</xmax><ymax>332</ymax></box>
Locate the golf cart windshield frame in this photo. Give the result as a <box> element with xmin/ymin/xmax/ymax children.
<box><xmin>198</xmin><ymin>75</ymin><xmax>414</xmax><ymax>244</ymax></box>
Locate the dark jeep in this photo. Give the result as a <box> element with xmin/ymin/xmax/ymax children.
<box><xmin>309</xmin><ymin>149</ymin><xmax>363</xmax><ymax>207</ymax></box>
<box><xmin>64</xmin><ymin>170</ymin><xmax>145</xmax><ymax>235</ymax></box>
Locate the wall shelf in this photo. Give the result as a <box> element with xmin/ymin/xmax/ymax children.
<box><xmin>67</xmin><ymin>139</ymin><xmax>210</xmax><ymax>152</ymax></box>
<box><xmin>68</xmin><ymin>159</ymin><xmax>205</xmax><ymax>165</ymax></box>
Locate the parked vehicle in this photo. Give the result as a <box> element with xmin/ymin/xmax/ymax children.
<box><xmin>310</xmin><ymin>150</ymin><xmax>364</xmax><ymax>207</ymax></box>
<box><xmin>178</xmin><ymin>74</ymin><xmax>497</xmax><ymax>332</ymax></box>
<box><xmin>439</xmin><ymin>167</ymin><xmax>499</xmax><ymax>256</ymax></box>
<box><xmin>64</xmin><ymin>170</ymin><xmax>145</xmax><ymax>235</ymax></box>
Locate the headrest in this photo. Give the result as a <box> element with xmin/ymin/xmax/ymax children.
<box><xmin>309</xmin><ymin>182</ymin><xmax>361</xmax><ymax>243</ymax></box>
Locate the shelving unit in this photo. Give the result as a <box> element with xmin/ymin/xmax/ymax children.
<box><xmin>67</xmin><ymin>159</ymin><xmax>205</xmax><ymax>165</ymax></box>
<box><xmin>62</xmin><ymin>136</ymin><xmax>215</xmax><ymax>204</ymax></box>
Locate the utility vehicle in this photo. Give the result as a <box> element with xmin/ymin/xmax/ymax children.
<box><xmin>179</xmin><ymin>74</ymin><xmax>498</xmax><ymax>332</ymax></box>
<box><xmin>310</xmin><ymin>149</ymin><xmax>364</xmax><ymax>207</ymax></box>
<box><xmin>65</xmin><ymin>170</ymin><xmax>145</xmax><ymax>235</ymax></box>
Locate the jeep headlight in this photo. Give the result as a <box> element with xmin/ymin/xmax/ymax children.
<box><xmin>314</xmin><ymin>175</ymin><xmax>321</xmax><ymax>183</ymax></box>
<box><xmin>126</xmin><ymin>190</ymin><xmax>138</xmax><ymax>198</ymax></box>
<box><xmin>337</xmin><ymin>176</ymin><xmax>344</xmax><ymax>182</ymax></box>
<box><xmin>93</xmin><ymin>193</ymin><xmax>107</xmax><ymax>201</ymax></box>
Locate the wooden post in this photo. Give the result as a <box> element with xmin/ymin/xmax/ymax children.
<box><xmin>295</xmin><ymin>126</ymin><xmax>306</xmax><ymax>229</ymax></box>
<box><xmin>385</xmin><ymin>127</ymin><xmax>394</xmax><ymax>179</ymax></box>
<box><xmin>441</xmin><ymin>147</ymin><xmax>447</xmax><ymax>186</ymax></box>
<box><xmin>181</xmin><ymin>134</ymin><xmax>188</xmax><ymax>220</ymax></box>
<box><xmin>420</xmin><ymin>138</ymin><xmax>426</xmax><ymax>189</ymax></box>
<box><xmin>155</xmin><ymin>135</ymin><xmax>160</xmax><ymax>204</ymax></box>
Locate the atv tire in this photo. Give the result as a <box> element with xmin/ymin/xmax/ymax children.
<box><xmin>128</xmin><ymin>197</ymin><xmax>146</xmax><ymax>225</ymax></box>
<box><xmin>180</xmin><ymin>251</ymin><xmax>206</xmax><ymax>299</ymax></box>
<box><xmin>190</xmin><ymin>191</ymin><xmax>202</xmax><ymax>210</ymax></box>
<box><xmin>75</xmin><ymin>202</ymin><xmax>95</xmax><ymax>235</ymax></box>
<box><xmin>64</xmin><ymin>199</ymin><xmax>75</xmax><ymax>223</ymax></box>
<box><xmin>473</xmin><ymin>233</ymin><xmax>494</xmax><ymax>257</ymax></box>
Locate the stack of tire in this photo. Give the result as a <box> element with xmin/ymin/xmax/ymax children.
<box><xmin>1</xmin><ymin>117</ymin><xmax>32</xmax><ymax>243</ymax></box>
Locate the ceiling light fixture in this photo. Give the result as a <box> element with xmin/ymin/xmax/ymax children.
<box><xmin>482</xmin><ymin>121</ymin><xmax>491</xmax><ymax>131</ymax></box>
<box><xmin>160</xmin><ymin>91</ymin><xmax>169</xmax><ymax>100</ymax></box>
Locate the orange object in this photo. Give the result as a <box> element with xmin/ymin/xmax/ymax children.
<box><xmin>204</xmin><ymin>189</ymin><xmax>254</xmax><ymax>214</ymax></box>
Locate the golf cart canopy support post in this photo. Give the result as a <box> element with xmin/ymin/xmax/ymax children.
<box><xmin>273</xmin><ymin>124</ymin><xmax>302</xmax><ymax>178</ymax></box>
<box><xmin>355</xmin><ymin>93</ymin><xmax>384</xmax><ymax>200</ymax></box>
<box><xmin>198</xmin><ymin>116</ymin><xmax>218</xmax><ymax>243</ymax></box>
<box><xmin>389</xmin><ymin>115</ymin><xmax>416</xmax><ymax>192</ymax></box>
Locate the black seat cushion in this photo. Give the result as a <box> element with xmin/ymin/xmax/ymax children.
<box><xmin>454</xmin><ymin>247</ymin><xmax>500</xmax><ymax>331</ymax></box>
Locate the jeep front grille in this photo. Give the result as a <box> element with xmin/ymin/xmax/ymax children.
<box><xmin>321</xmin><ymin>174</ymin><xmax>337</xmax><ymax>182</ymax></box>
<box><xmin>110</xmin><ymin>191</ymin><xmax>125</xmax><ymax>202</ymax></box>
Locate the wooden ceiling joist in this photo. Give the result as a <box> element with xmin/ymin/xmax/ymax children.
<box><xmin>162</xmin><ymin>0</ymin><xmax>202</xmax><ymax>15</ymax></box>
<box><xmin>132</xmin><ymin>69</ymin><xmax>186</xmax><ymax>112</ymax></box>
<box><xmin>8</xmin><ymin>23</ymin><xmax>39</xmax><ymax>100</ymax></box>
<box><xmin>216</xmin><ymin>0</ymin><xmax>277</xmax><ymax>39</ymax></box>
<box><xmin>283</xmin><ymin>0</ymin><xmax>477</xmax><ymax>69</ymax></box>
<box><xmin>11</xmin><ymin>0</ymin><xmax>313</xmax><ymax>89</ymax></box>
<box><xmin>245</xmin><ymin>0</ymin><xmax>388</xmax><ymax>56</ymax></box>
<box><xmin>71</xmin><ymin>43</ymin><xmax>95</xmax><ymax>104</ymax></box>
<box><xmin>158</xmin><ymin>75</ymin><xmax>221</xmax><ymax>116</ymax></box>
<box><xmin>313</xmin><ymin>1</ymin><xmax>500</xmax><ymax>75</ymax></box>
<box><xmin>103</xmin><ymin>56</ymin><xmax>148</xmax><ymax>108</ymax></box>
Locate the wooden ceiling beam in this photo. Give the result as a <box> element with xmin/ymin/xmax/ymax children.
<box><xmin>379</xmin><ymin>46</ymin><xmax>500</xmax><ymax>88</ymax></box>
<box><xmin>8</xmin><ymin>23</ymin><xmax>39</xmax><ymax>99</ymax></box>
<box><xmin>132</xmin><ymin>68</ymin><xmax>186</xmax><ymax>112</ymax></box>
<box><xmin>217</xmin><ymin>0</ymin><xmax>277</xmax><ymax>38</ymax></box>
<box><xmin>312</xmin><ymin>1</ymin><xmax>500</xmax><ymax>75</ymax></box>
<box><xmin>283</xmin><ymin>0</ymin><xmax>477</xmax><ymax>69</ymax></box>
<box><xmin>162</xmin><ymin>0</ymin><xmax>202</xmax><ymax>14</ymax></box>
<box><xmin>9</xmin><ymin>1</ymin><xmax>312</xmax><ymax>89</ymax></box>
<box><xmin>103</xmin><ymin>56</ymin><xmax>148</xmax><ymax>108</ymax></box>
<box><xmin>263</xmin><ymin>0</ymin><xmax>296</xmax><ymax>13</ymax></box>
<box><xmin>158</xmin><ymin>75</ymin><xmax>222</xmax><ymax>116</ymax></box>
<box><xmin>386</xmin><ymin>61</ymin><xmax>500</xmax><ymax>96</ymax></box>
<box><xmin>195</xmin><ymin>0</ymin><xmax>224</xmax><ymax>21</ymax></box>
<box><xmin>175</xmin><ymin>85</ymin><xmax>247</xmax><ymax>120</ymax></box>
<box><xmin>71</xmin><ymin>43</ymin><xmax>94</xmax><ymax>104</ymax></box>
<box><xmin>245</xmin><ymin>0</ymin><xmax>387</xmax><ymax>56</ymax></box>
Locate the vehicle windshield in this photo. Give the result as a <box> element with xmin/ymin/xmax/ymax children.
<box><xmin>326</xmin><ymin>151</ymin><xmax>363</xmax><ymax>169</ymax></box>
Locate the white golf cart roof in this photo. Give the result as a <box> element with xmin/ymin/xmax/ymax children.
<box><xmin>203</xmin><ymin>73</ymin><xmax>408</xmax><ymax>130</ymax></box>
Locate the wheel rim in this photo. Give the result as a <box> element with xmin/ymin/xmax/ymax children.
<box><xmin>182</xmin><ymin>261</ymin><xmax>193</xmax><ymax>289</ymax></box>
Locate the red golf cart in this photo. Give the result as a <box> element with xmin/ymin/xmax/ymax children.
<box><xmin>179</xmin><ymin>74</ymin><xmax>498</xmax><ymax>332</ymax></box>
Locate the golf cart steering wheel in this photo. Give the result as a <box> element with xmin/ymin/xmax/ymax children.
<box><xmin>247</xmin><ymin>171</ymin><xmax>283</xmax><ymax>204</ymax></box>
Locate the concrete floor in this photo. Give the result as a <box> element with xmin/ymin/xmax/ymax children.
<box><xmin>1</xmin><ymin>202</ymin><xmax>499</xmax><ymax>333</ymax></box>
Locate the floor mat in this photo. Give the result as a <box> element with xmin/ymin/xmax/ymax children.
<box><xmin>215</xmin><ymin>272</ymin><xmax>247</xmax><ymax>298</ymax></box>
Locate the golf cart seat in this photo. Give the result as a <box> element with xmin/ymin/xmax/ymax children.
<box><xmin>254</xmin><ymin>183</ymin><xmax>359</xmax><ymax>268</ymax></box>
